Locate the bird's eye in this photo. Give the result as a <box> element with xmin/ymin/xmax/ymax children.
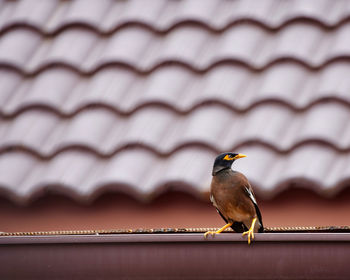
<box><xmin>223</xmin><ymin>155</ymin><xmax>234</xmax><ymax>161</ymax></box>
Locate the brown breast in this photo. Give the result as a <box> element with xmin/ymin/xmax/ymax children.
<box><xmin>210</xmin><ymin>169</ymin><xmax>256</xmax><ymax>223</ymax></box>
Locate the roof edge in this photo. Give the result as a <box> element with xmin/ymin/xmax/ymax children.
<box><xmin>1</xmin><ymin>233</ymin><xmax>349</xmax><ymax>280</ymax></box>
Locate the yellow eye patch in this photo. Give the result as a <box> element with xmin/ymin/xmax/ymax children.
<box><xmin>223</xmin><ymin>154</ymin><xmax>247</xmax><ymax>161</ymax></box>
<box><xmin>223</xmin><ymin>155</ymin><xmax>234</xmax><ymax>161</ymax></box>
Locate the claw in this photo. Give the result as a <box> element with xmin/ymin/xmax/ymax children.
<box><xmin>204</xmin><ymin>231</ymin><xmax>217</xmax><ymax>238</ymax></box>
<box><xmin>242</xmin><ymin>229</ymin><xmax>254</xmax><ymax>244</ymax></box>
<box><xmin>203</xmin><ymin>223</ymin><xmax>232</xmax><ymax>238</ymax></box>
<box><xmin>242</xmin><ymin>217</ymin><xmax>257</xmax><ymax>245</ymax></box>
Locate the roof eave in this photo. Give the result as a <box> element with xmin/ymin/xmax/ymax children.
<box><xmin>1</xmin><ymin>233</ymin><xmax>349</xmax><ymax>279</ymax></box>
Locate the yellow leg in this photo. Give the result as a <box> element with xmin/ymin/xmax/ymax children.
<box><xmin>204</xmin><ymin>223</ymin><xmax>232</xmax><ymax>238</ymax></box>
<box><xmin>242</xmin><ymin>217</ymin><xmax>257</xmax><ymax>245</ymax></box>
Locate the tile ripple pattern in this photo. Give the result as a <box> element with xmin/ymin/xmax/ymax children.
<box><xmin>2</xmin><ymin>23</ymin><xmax>350</xmax><ymax>74</ymax></box>
<box><xmin>1</xmin><ymin>0</ymin><xmax>350</xmax><ymax>203</ymax></box>
<box><xmin>2</xmin><ymin>0</ymin><xmax>350</xmax><ymax>33</ymax></box>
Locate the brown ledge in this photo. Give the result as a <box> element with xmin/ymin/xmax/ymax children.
<box><xmin>1</xmin><ymin>232</ymin><xmax>350</xmax><ymax>280</ymax></box>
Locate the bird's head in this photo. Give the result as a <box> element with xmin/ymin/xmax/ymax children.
<box><xmin>212</xmin><ymin>152</ymin><xmax>246</xmax><ymax>176</ymax></box>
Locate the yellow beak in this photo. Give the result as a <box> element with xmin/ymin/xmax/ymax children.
<box><xmin>233</xmin><ymin>153</ymin><xmax>247</xmax><ymax>160</ymax></box>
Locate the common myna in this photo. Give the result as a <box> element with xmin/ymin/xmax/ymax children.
<box><xmin>204</xmin><ymin>152</ymin><xmax>263</xmax><ymax>244</ymax></box>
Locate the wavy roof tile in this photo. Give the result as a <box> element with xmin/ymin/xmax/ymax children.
<box><xmin>2</xmin><ymin>23</ymin><xmax>350</xmax><ymax>73</ymax></box>
<box><xmin>1</xmin><ymin>145</ymin><xmax>349</xmax><ymax>205</ymax></box>
<box><xmin>0</xmin><ymin>103</ymin><xmax>349</xmax><ymax>157</ymax></box>
<box><xmin>0</xmin><ymin>0</ymin><xmax>350</xmax><ymax>204</ymax></box>
<box><xmin>1</xmin><ymin>63</ymin><xmax>350</xmax><ymax>116</ymax></box>
<box><xmin>2</xmin><ymin>0</ymin><xmax>350</xmax><ymax>33</ymax></box>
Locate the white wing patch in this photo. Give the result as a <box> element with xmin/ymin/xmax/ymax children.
<box><xmin>245</xmin><ymin>187</ymin><xmax>257</xmax><ymax>205</ymax></box>
<box><xmin>210</xmin><ymin>194</ymin><xmax>218</xmax><ymax>208</ymax></box>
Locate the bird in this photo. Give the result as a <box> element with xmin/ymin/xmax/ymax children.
<box><xmin>204</xmin><ymin>152</ymin><xmax>263</xmax><ymax>244</ymax></box>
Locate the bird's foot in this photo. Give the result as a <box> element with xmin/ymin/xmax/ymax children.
<box><xmin>242</xmin><ymin>217</ymin><xmax>257</xmax><ymax>245</ymax></box>
<box><xmin>204</xmin><ymin>223</ymin><xmax>233</xmax><ymax>238</ymax></box>
<box><xmin>204</xmin><ymin>230</ymin><xmax>218</xmax><ymax>238</ymax></box>
<box><xmin>242</xmin><ymin>228</ymin><xmax>254</xmax><ymax>244</ymax></box>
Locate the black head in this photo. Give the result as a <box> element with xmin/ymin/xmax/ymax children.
<box><xmin>212</xmin><ymin>152</ymin><xmax>246</xmax><ymax>176</ymax></box>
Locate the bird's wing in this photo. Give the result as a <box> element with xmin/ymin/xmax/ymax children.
<box><xmin>211</xmin><ymin>194</ymin><xmax>247</xmax><ymax>232</ymax></box>
<box><xmin>245</xmin><ymin>186</ymin><xmax>257</xmax><ymax>205</ymax></box>
<box><xmin>244</xmin><ymin>184</ymin><xmax>264</xmax><ymax>231</ymax></box>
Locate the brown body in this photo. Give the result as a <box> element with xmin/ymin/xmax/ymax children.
<box><xmin>211</xmin><ymin>169</ymin><xmax>262</xmax><ymax>232</ymax></box>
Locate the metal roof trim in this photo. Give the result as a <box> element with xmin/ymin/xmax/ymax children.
<box><xmin>1</xmin><ymin>233</ymin><xmax>350</xmax><ymax>245</ymax></box>
<box><xmin>1</xmin><ymin>232</ymin><xmax>349</xmax><ymax>280</ymax></box>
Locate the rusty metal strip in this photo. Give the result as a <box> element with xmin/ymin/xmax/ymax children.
<box><xmin>0</xmin><ymin>226</ymin><xmax>349</xmax><ymax>236</ymax></box>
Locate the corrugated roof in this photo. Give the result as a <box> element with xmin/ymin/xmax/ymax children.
<box><xmin>1</xmin><ymin>0</ymin><xmax>350</xmax><ymax>204</ymax></box>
